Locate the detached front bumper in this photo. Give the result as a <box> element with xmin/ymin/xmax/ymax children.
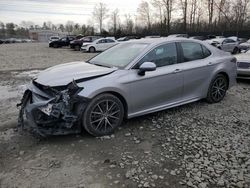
<box><xmin>17</xmin><ymin>81</ymin><xmax>89</xmax><ymax>136</ymax></box>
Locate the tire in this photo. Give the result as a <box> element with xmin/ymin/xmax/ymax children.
<box><xmin>53</xmin><ymin>43</ymin><xmax>58</xmax><ymax>48</ymax></box>
<box><xmin>89</xmin><ymin>47</ymin><xmax>96</xmax><ymax>53</ymax></box>
<box><xmin>232</xmin><ymin>47</ymin><xmax>239</xmax><ymax>54</ymax></box>
<box><xmin>206</xmin><ymin>74</ymin><xmax>228</xmax><ymax>103</ymax></box>
<box><xmin>82</xmin><ymin>94</ymin><xmax>124</xmax><ymax>137</ymax></box>
<box><xmin>74</xmin><ymin>45</ymin><xmax>80</xmax><ymax>51</ymax></box>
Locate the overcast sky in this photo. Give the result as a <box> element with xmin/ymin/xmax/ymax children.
<box><xmin>0</xmin><ymin>0</ymin><xmax>141</xmax><ymax>25</ymax></box>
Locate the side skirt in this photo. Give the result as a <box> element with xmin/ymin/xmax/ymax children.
<box><xmin>127</xmin><ymin>97</ymin><xmax>202</xmax><ymax>119</ymax></box>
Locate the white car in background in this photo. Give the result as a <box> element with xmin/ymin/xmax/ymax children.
<box><xmin>239</xmin><ymin>39</ymin><xmax>250</xmax><ymax>51</ymax></box>
<box><xmin>234</xmin><ymin>50</ymin><xmax>250</xmax><ymax>79</ymax></box>
<box><xmin>206</xmin><ymin>38</ymin><xmax>240</xmax><ymax>54</ymax></box>
<box><xmin>49</xmin><ymin>36</ymin><xmax>60</xmax><ymax>42</ymax></box>
<box><xmin>81</xmin><ymin>38</ymin><xmax>118</xmax><ymax>52</ymax></box>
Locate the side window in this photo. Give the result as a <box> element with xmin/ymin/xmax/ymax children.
<box><xmin>202</xmin><ymin>45</ymin><xmax>211</xmax><ymax>58</ymax></box>
<box><xmin>98</xmin><ymin>39</ymin><xmax>105</xmax><ymax>43</ymax></box>
<box><xmin>107</xmin><ymin>39</ymin><xmax>115</xmax><ymax>43</ymax></box>
<box><xmin>61</xmin><ymin>38</ymin><xmax>67</xmax><ymax>42</ymax></box>
<box><xmin>137</xmin><ymin>43</ymin><xmax>177</xmax><ymax>68</ymax></box>
<box><xmin>82</xmin><ymin>37</ymin><xmax>91</xmax><ymax>42</ymax></box>
<box><xmin>228</xmin><ymin>39</ymin><xmax>235</xmax><ymax>43</ymax></box>
<box><xmin>180</xmin><ymin>42</ymin><xmax>204</xmax><ymax>62</ymax></box>
<box><xmin>223</xmin><ymin>39</ymin><xmax>235</xmax><ymax>44</ymax></box>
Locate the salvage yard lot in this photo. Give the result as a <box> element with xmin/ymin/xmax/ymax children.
<box><xmin>0</xmin><ymin>43</ymin><xmax>250</xmax><ymax>188</ymax></box>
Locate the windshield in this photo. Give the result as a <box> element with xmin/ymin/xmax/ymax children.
<box><xmin>89</xmin><ymin>43</ymin><xmax>149</xmax><ymax>68</ymax></box>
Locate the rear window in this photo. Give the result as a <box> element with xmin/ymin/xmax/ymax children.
<box><xmin>180</xmin><ymin>42</ymin><xmax>211</xmax><ymax>62</ymax></box>
<box><xmin>202</xmin><ymin>45</ymin><xmax>211</xmax><ymax>58</ymax></box>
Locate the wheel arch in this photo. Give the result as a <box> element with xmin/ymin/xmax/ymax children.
<box><xmin>89</xmin><ymin>46</ymin><xmax>96</xmax><ymax>51</ymax></box>
<box><xmin>216</xmin><ymin>71</ymin><xmax>230</xmax><ymax>89</ymax></box>
<box><xmin>91</xmin><ymin>91</ymin><xmax>128</xmax><ymax>119</ymax></box>
<box><xmin>204</xmin><ymin>71</ymin><xmax>230</xmax><ymax>97</ymax></box>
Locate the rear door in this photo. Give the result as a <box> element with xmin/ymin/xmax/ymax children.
<box><xmin>96</xmin><ymin>39</ymin><xmax>106</xmax><ymax>51</ymax></box>
<box><xmin>222</xmin><ymin>39</ymin><xmax>236</xmax><ymax>52</ymax></box>
<box><xmin>105</xmin><ymin>39</ymin><xmax>117</xmax><ymax>50</ymax></box>
<box><xmin>178</xmin><ymin>42</ymin><xmax>214</xmax><ymax>100</ymax></box>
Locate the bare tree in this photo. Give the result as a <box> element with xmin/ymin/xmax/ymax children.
<box><xmin>162</xmin><ymin>0</ymin><xmax>174</xmax><ymax>34</ymax></box>
<box><xmin>232</xmin><ymin>0</ymin><xmax>250</xmax><ymax>31</ymax></box>
<box><xmin>65</xmin><ymin>21</ymin><xmax>74</xmax><ymax>33</ymax></box>
<box><xmin>207</xmin><ymin>0</ymin><xmax>215</xmax><ymax>30</ymax></box>
<box><xmin>152</xmin><ymin>0</ymin><xmax>164</xmax><ymax>24</ymax></box>
<box><xmin>124</xmin><ymin>14</ymin><xmax>134</xmax><ymax>34</ymax></box>
<box><xmin>93</xmin><ymin>3</ymin><xmax>109</xmax><ymax>33</ymax></box>
<box><xmin>110</xmin><ymin>9</ymin><xmax>119</xmax><ymax>35</ymax></box>
<box><xmin>189</xmin><ymin>0</ymin><xmax>198</xmax><ymax>30</ymax></box>
<box><xmin>180</xmin><ymin>0</ymin><xmax>188</xmax><ymax>31</ymax></box>
<box><xmin>137</xmin><ymin>1</ymin><xmax>152</xmax><ymax>29</ymax></box>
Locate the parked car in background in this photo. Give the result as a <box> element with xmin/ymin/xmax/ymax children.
<box><xmin>18</xmin><ymin>38</ymin><xmax>236</xmax><ymax>136</ymax></box>
<box><xmin>239</xmin><ymin>39</ymin><xmax>250</xmax><ymax>51</ymax></box>
<box><xmin>49</xmin><ymin>36</ymin><xmax>75</xmax><ymax>48</ymax></box>
<box><xmin>117</xmin><ymin>37</ymin><xmax>130</xmax><ymax>42</ymax></box>
<box><xmin>49</xmin><ymin>36</ymin><xmax>60</xmax><ymax>42</ymax></box>
<box><xmin>70</xmin><ymin>36</ymin><xmax>101</xmax><ymax>51</ymax></box>
<box><xmin>81</xmin><ymin>38</ymin><xmax>118</xmax><ymax>52</ymax></box>
<box><xmin>145</xmin><ymin>35</ymin><xmax>161</xmax><ymax>38</ymax></box>
<box><xmin>234</xmin><ymin>49</ymin><xmax>250</xmax><ymax>79</ymax></box>
<box><xmin>117</xmin><ymin>36</ymin><xmax>140</xmax><ymax>42</ymax></box>
<box><xmin>206</xmin><ymin>38</ymin><xmax>240</xmax><ymax>54</ymax></box>
<box><xmin>0</xmin><ymin>39</ymin><xmax>4</xmax><ymax>44</ymax></box>
<box><xmin>189</xmin><ymin>36</ymin><xmax>207</xmax><ymax>41</ymax></box>
<box><xmin>238</xmin><ymin>38</ymin><xmax>248</xmax><ymax>44</ymax></box>
<box><xmin>167</xmin><ymin>34</ymin><xmax>189</xmax><ymax>38</ymax></box>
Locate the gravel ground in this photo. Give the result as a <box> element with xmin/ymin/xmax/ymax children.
<box><xmin>0</xmin><ymin>43</ymin><xmax>95</xmax><ymax>71</ymax></box>
<box><xmin>0</xmin><ymin>43</ymin><xmax>249</xmax><ymax>188</ymax></box>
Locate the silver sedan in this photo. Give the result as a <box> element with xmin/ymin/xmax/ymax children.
<box><xmin>234</xmin><ymin>50</ymin><xmax>250</xmax><ymax>79</ymax></box>
<box><xmin>18</xmin><ymin>38</ymin><xmax>237</xmax><ymax>136</ymax></box>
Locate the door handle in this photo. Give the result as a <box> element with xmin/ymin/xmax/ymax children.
<box><xmin>172</xmin><ymin>69</ymin><xmax>182</xmax><ymax>74</ymax></box>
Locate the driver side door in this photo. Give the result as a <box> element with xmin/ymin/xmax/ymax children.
<box><xmin>222</xmin><ymin>39</ymin><xmax>235</xmax><ymax>52</ymax></box>
<box><xmin>127</xmin><ymin>42</ymin><xmax>184</xmax><ymax>116</ymax></box>
<box><xmin>96</xmin><ymin>39</ymin><xmax>107</xmax><ymax>51</ymax></box>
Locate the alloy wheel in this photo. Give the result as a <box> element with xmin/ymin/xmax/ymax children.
<box><xmin>211</xmin><ymin>77</ymin><xmax>227</xmax><ymax>102</ymax></box>
<box><xmin>90</xmin><ymin>100</ymin><xmax>121</xmax><ymax>133</ymax></box>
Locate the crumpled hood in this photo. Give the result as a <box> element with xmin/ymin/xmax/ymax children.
<box><xmin>35</xmin><ymin>61</ymin><xmax>116</xmax><ymax>86</ymax></box>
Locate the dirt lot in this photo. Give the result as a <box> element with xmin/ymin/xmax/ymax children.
<box><xmin>0</xmin><ymin>43</ymin><xmax>250</xmax><ymax>188</ymax></box>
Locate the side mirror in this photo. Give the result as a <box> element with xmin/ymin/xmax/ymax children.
<box><xmin>138</xmin><ymin>62</ymin><xmax>156</xmax><ymax>76</ymax></box>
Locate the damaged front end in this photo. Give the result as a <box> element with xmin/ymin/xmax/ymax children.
<box><xmin>17</xmin><ymin>80</ymin><xmax>88</xmax><ymax>136</ymax></box>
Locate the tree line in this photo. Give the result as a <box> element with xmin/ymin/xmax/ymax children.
<box><xmin>1</xmin><ymin>0</ymin><xmax>250</xmax><ymax>39</ymax></box>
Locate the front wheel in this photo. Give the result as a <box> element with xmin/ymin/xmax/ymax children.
<box><xmin>82</xmin><ymin>94</ymin><xmax>124</xmax><ymax>137</ymax></box>
<box><xmin>206</xmin><ymin>74</ymin><xmax>228</xmax><ymax>103</ymax></box>
<box><xmin>89</xmin><ymin>47</ymin><xmax>96</xmax><ymax>53</ymax></box>
<box><xmin>232</xmin><ymin>47</ymin><xmax>239</xmax><ymax>54</ymax></box>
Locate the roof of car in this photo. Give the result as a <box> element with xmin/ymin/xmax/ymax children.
<box><xmin>125</xmin><ymin>37</ymin><xmax>199</xmax><ymax>45</ymax></box>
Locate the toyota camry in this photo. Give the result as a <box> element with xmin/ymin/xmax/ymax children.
<box><xmin>18</xmin><ymin>38</ymin><xmax>237</xmax><ymax>136</ymax></box>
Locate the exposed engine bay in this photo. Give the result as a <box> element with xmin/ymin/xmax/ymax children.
<box><xmin>17</xmin><ymin>80</ymin><xmax>88</xmax><ymax>136</ymax></box>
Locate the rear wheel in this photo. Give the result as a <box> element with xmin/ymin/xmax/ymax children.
<box><xmin>206</xmin><ymin>74</ymin><xmax>228</xmax><ymax>103</ymax></box>
<box><xmin>82</xmin><ymin>94</ymin><xmax>124</xmax><ymax>137</ymax></box>
<box><xmin>233</xmin><ymin>47</ymin><xmax>239</xmax><ymax>54</ymax></box>
<box><xmin>89</xmin><ymin>47</ymin><xmax>96</xmax><ymax>53</ymax></box>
